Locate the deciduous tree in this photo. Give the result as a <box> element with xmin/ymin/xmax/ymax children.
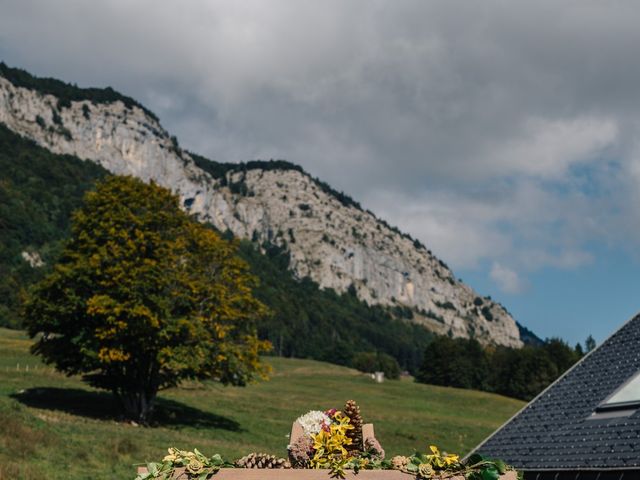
<box><xmin>23</xmin><ymin>176</ymin><xmax>271</xmax><ymax>423</ymax></box>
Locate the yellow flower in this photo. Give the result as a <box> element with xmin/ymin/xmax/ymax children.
<box><xmin>424</xmin><ymin>444</ymin><xmax>461</xmax><ymax>471</ymax></box>
<box><xmin>444</xmin><ymin>453</ymin><xmax>460</xmax><ymax>466</ymax></box>
<box><xmin>163</xmin><ymin>447</ymin><xmax>179</xmax><ymax>463</ymax></box>
<box><xmin>309</xmin><ymin>417</ymin><xmax>355</xmax><ymax>473</ymax></box>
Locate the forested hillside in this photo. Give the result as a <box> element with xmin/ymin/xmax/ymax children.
<box><xmin>0</xmin><ymin>124</ymin><xmax>107</xmax><ymax>327</ymax></box>
<box><xmin>238</xmin><ymin>241</ymin><xmax>432</xmax><ymax>371</ymax></box>
<box><xmin>0</xmin><ymin>124</ymin><xmax>432</xmax><ymax>371</ymax></box>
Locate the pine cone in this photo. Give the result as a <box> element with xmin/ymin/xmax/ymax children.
<box><xmin>343</xmin><ymin>399</ymin><xmax>363</xmax><ymax>453</ymax></box>
<box><xmin>236</xmin><ymin>453</ymin><xmax>291</xmax><ymax>469</ymax></box>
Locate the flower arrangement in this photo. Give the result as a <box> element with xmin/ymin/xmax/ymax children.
<box><xmin>135</xmin><ymin>400</ymin><xmax>518</xmax><ymax>480</ymax></box>
<box><xmin>287</xmin><ymin>402</ymin><xmax>387</xmax><ymax>477</ymax></box>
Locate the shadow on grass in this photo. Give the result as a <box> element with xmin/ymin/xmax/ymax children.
<box><xmin>10</xmin><ymin>387</ymin><xmax>241</xmax><ymax>431</ymax></box>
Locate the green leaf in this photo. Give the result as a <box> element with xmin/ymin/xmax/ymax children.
<box><xmin>148</xmin><ymin>463</ymin><xmax>159</xmax><ymax>475</ymax></box>
<box><xmin>405</xmin><ymin>463</ymin><xmax>419</xmax><ymax>473</ymax></box>
<box><xmin>466</xmin><ymin>453</ymin><xmax>485</xmax><ymax>466</ymax></box>
<box><xmin>481</xmin><ymin>466</ymin><xmax>500</xmax><ymax>480</ymax></box>
<box><xmin>493</xmin><ymin>460</ymin><xmax>507</xmax><ymax>474</ymax></box>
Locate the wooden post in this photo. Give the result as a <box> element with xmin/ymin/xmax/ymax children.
<box><xmin>290</xmin><ymin>420</ymin><xmax>305</xmax><ymax>445</ymax></box>
<box><xmin>362</xmin><ymin>423</ymin><xmax>375</xmax><ymax>445</ymax></box>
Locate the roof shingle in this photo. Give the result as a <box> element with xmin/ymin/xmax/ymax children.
<box><xmin>475</xmin><ymin>314</ymin><xmax>640</xmax><ymax>470</ymax></box>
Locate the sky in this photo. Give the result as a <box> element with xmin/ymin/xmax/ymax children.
<box><xmin>1</xmin><ymin>0</ymin><xmax>639</xmax><ymax>346</ymax></box>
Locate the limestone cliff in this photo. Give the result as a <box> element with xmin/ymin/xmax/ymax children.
<box><xmin>0</xmin><ymin>73</ymin><xmax>523</xmax><ymax>347</ymax></box>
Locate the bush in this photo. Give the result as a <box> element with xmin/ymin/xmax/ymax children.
<box><xmin>352</xmin><ymin>352</ymin><xmax>401</xmax><ymax>379</ymax></box>
<box><xmin>480</xmin><ymin>306</ymin><xmax>493</xmax><ymax>321</ymax></box>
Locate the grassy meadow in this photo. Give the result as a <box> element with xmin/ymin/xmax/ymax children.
<box><xmin>0</xmin><ymin>328</ymin><xmax>524</xmax><ymax>479</ymax></box>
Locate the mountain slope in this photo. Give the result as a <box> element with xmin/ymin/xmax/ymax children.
<box><xmin>0</xmin><ymin>63</ymin><xmax>522</xmax><ymax>347</ymax></box>
<box><xmin>0</xmin><ymin>123</ymin><xmax>435</xmax><ymax>372</ymax></box>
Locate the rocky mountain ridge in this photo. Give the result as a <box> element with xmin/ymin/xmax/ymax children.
<box><xmin>0</xmin><ymin>67</ymin><xmax>522</xmax><ymax>347</ymax></box>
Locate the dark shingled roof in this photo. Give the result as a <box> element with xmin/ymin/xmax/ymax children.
<box><xmin>473</xmin><ymin>314</ymin><xmax>640</xmax><ymax>472</ymax></box>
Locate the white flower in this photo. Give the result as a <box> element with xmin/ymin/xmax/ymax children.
<box><xmin>296</xmin><ymin>410</ymin><xmax>331</xmax><ymax>437</ymax></box>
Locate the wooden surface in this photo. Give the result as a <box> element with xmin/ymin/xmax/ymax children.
<box><xmin>137</xmin><ymin>467</ymin><xmax>412</xmax><ymax>479</ymax></box>
<box><xmin>290</xmin><ymin>420</ymin><xmax>304</xmax><ymax>445</ymax></box>
<box><xmin>137</xmin><ymin>466</ymin><xmax>518</xmax><ymax>479</ymax></box>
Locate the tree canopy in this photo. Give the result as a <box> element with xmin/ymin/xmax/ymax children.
<box><xmin>23</xmin><ymin>176</ymin><xmax>271</xmax><ymax>423</ymax></box>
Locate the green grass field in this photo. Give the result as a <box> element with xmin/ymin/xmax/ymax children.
<box><xmin>0</xmin><ymin>328</ymin><xmax>524</xmax><ymax>479</ymax></box>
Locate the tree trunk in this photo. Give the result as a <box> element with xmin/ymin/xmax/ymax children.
<box><xmin>117</xmin><ymin>388</ymin><xmax>157</xmax><ymax>424</ymax></box>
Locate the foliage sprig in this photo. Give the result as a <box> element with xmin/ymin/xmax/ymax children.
<box><xmin>309</xmin><ymin>411</ymin><xmax>354</xmax><ymax>477</ymax></box>
<box><xmin>136</xmin><ymin>448</ymin><xmax>232</xmax><ymax>480</ymax></box>
<box><xmin>395</xmin><ymin>448</ymin><xmax>518</xmax><ymax>480</ymax></box>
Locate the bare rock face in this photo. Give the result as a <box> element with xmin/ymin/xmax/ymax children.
<box><xmin>0</xmin><ymin>76</ymin><xmax>523</xmax><ymax>347</ymax></box>
<box><xmin>21</xmin><ymin>250</ymin><xmax>44</xmax><ymax>268</ymax></box>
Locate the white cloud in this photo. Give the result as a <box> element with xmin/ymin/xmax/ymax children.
<box><xmin>487</xmin><ymin>116</ymin><xmax>618</xmax><ymax>179</ymax></box>
<box><xmin>490</xmin><ymin>263</ymin><xmax>526</xmax><ymax>294</ymax></box>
